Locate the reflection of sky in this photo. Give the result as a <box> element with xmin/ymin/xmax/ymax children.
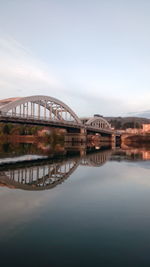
<box><xmin>0</xmin><ymin>154</ymin><xmax>47</xmax><ymax>164</ymax></box>
<box><xmin>1</xmin><ymin>159</ymin><xmax>150</xmax><ymax>266</ymax></box>
<box><xmin>133</xmin><ymin>161</ymin><xmax>150</xmax><ymax>170</ymax></box>
<box><xmin>0</xmin><ymin>187</ymin><xmax>60</xmax><ymax>239</ymax></box>
<box><xmin>1</xmin><ymin>160</ymin><xmax>150</xmax><ymax>241</ymax></box>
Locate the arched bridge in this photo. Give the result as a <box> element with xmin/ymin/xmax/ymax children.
<box><xmin>0</xmin><ymin>95</ymin><xmax>114</xmax><ymax>137</ymax></box>
<box><xmin>0</xmin><ymin>158</ymin><xmax>79</xmax><ymax>191</ymax></box>
<box><xmin>80</xmin><ymin>149</ymin><xmax>112</xmax><ymax>167</ymax></box>
<box><xmin>81</xmin><ymin>116</ymin><xmax>111</xmax><ymax>130</ymax></box>
<box><xmin>0</xmin><ymin>95</ymin><xmax>81</xmax><ymax>123</ymax></box>
<box><xmin>0</xmin><ymin>150</ymin><xmax>111</xmax><ymax>190</ymax></box>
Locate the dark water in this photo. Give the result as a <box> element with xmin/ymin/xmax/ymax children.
<box><xmin>1</xmin><ymin>143</ymin><xmax>150</xmax><ymax>267</ymax></box>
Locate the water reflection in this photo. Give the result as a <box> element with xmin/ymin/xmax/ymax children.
<box><xmin>111</xmin><ymin>147</ymin><xmax>150</xmax><ymax>161</ymax></box>
<box><xmin>1</xmin><ymin>143</ymin><xmax>150</xmax><ymax>266</ymax></box>
<box><xmin>0</xmin><ymin>142</ymin><xmax>150</xmax><ymax>191</ymax></box>
<box><xmin>0</xmin><ymin>149</ymin><xmax>112</xmax><ymax>190</ymax></box>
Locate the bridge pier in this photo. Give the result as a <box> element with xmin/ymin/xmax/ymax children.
<box><xmin>65</xmin><ymin>128</ymin><xmax>87</xmax><ymax>143</ymax></box>
<box><xmin>111</xmin><ymin>134</ymin><xmax>116</xmax><ymax>149</ymax></box>
<box><xmin>0</xmin><ymin>95</ymin><xmax>119</xmax><ymax>147</ymax></box>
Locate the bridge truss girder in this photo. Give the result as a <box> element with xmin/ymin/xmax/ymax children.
<box><xmin>0</xmin><ymin>95</ymin><xmax>81</xmax><ymax>124</ymax></box>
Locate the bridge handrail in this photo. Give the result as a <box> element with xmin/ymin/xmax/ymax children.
<box><xmin>85</xmin><ymin>125</ymin><xmax>113</xmax><ymax>132</ymax></box>
<box><xmin>0</xmin><ymin>111</ymin><xmax>115</xmax><ymax>132</ymax></box>
<box><xmin>0</xmin><ymin>111</ymin><xmax>83</xmax><ymax>126</ymax></box>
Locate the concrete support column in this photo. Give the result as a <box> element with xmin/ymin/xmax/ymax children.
<box><xmin>80</xmin><ymin>128</ymin><xmax>87</xmax><ymax>135</ymax></box>
<box><xmin>111</xmin><ymin>134</ymin><xmax>116</xmax><ymax>149</ymax></box>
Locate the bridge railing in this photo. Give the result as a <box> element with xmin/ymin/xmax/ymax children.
<box><xmin>0</xmin><ymin>111</ymin><xmax>115</xmax><ymax>133</ymax></box>
<box><xmin>0</xmin><ymin>111</ymin><xmax>83</xmax><ymax>126</ymax></box>
<box><xmin>85</xmin><ymin>125</ymin><xmax>113</xmax><ymax>133</ymax></box>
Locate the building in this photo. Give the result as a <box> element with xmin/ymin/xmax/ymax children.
<box><xmin>142</xmin><ymin>124</ymin><xmax>150</xmax><ymax>133</ymax></box>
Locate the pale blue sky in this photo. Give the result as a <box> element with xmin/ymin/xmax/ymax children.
<box><xmin>0</xmin><ymin>0</ymin><xmax>150</xmax><ymax>117</ymax></box>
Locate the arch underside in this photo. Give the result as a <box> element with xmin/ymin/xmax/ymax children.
<box><xmin>81</xmin><ymin>150</ymin><xmax>111</xmax><ymax>167</ymax></box>
<box><xmin>0</xmin><ymin>95</ymin><xmax>81</xmax><ymax>124</ymax></box>
<box><xmin>0</xmin><ymin>151</ymin><xmax>112</xmax><ymax>190</ymax></box>
<box><xmin>86</xmin><ymin>117</ymin><xmax>111</xmax><ymax>130</ymax></box>
<box><xmin>0</xmin><ymin>160</ymin><xmax>79</xmax><ymax>190</ymax></box>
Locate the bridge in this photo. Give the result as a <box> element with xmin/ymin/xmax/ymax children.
<box><xmin>0</xmin><ymin>149</ymin><xmax>112</xmax><ymax>191</ymax></box>
<box><xmin>0</xmin><ymin>95</ymin><xmax>116</xmax><ymax>143</ymax></box>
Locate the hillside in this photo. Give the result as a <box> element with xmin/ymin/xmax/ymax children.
<box><xmin>104</xmin><ymin>117</ymin><xmax>150</xmax><ymax>130</ymax></box>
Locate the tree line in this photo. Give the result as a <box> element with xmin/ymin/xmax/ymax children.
<box><xmin>109</xmin><ymin>120</ymin><xmax>142</xmax><ymax>130</ymax></box>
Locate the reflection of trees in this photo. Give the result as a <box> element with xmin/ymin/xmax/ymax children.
<box><xmin>0</xmin><ymin>123</ymin><xmax>65</xmax><ymax>145</ymax></box>
<box><xmin>2</xmin><ymin>143</ymin><xmax>10</xmax><ymax>153</ymax></box>
<box><xmin>1</xmin><ymin>146</ymin><xmax>149</xmax><ymax>191</ymax></box>
<box><xmin>0</xmin><ymin>143</ymin><xmax>41</xmax><ymax>158</ymax></box>
<box><xmin>0</xmin><ymin>142</ymin><xmax>66</xmax><ymax>158</ymax></box>
<box><xmin>0</xmin><ymin>122</ymin><xmax>42</xmax><ymax>135</ymax></box>
<box><xmin>111</xmin><ymin>148</ymin><xmax>150</xmax><ymax>161</ymax></box>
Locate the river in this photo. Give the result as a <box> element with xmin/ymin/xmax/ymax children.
<box><xmin>0</xmin><ymin>142</ymin><xmax>150</xmax><ymax>266</ymax></box>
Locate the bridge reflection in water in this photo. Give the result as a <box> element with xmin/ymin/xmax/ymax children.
<box><xmin>0</xmin><ymin>149</ymin><xmax>111</xmax><ymax>191</ymax></box>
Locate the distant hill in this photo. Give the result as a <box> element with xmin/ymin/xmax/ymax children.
<box><xmin>127</xmin><ymin>110</ymin><xmax>150</xmax><ymax>119</ymax></box>
<box><xmin>104</xmin><ymin>116</ymin><xmax>150</xmax><ymax>130</ymax></box>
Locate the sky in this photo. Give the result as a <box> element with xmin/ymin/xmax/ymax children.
<box><xmin>0</xmin><ymin>0</ymin><xmax>150</xmax><ymax>117</ymax></box>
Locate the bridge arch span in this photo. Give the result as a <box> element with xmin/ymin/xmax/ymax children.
<box><xmin>81</xmin><ymin>150</ymin><xmax>111</xmax><ymax>167</ymax></box>
<box><xmin>85</xmin><ymin>117</ymin><xmax>111</xmax><ymax>130</ymax></box>
<box><xmin>0</xmin><ymin>95</ymin><xmax>81</xmax><ymax>124</ymax></box>
<box><xmin>0</xmin><ymin>159</ymin><xmax>80</xmax><ymax>191</ymax></box>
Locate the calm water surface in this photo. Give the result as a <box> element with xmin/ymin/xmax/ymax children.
<box><xmin>0</xmin><ymin>143</ymin><xmax>150</xmax><ymax>266</ymax></box>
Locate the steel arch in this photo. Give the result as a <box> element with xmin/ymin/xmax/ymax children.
<box><xmin>85</xmin><ymin>117</ymin><xmax>111</xmax><ymax>129</ymax></box>
<box><xmin>81</xmin><ymin>150</ymin><xmax>111</xmax><ymax>167</ymax></box>
<box><xmin>0</xmin><ymin>159</ymin><xmax>80</xmax><ymax>191</ymax></box>
<box><xmin>0</xmin><ymin>95</ymin><xmax>81</xmax><ymax>124</ymax></box>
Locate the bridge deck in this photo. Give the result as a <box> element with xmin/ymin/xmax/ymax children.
<box><xmin>0</xmin><ymin>114</ymin><xmax>114</xmax><ymax>135</ymax></box>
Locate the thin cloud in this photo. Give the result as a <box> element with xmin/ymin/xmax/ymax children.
<box><xmin>0</xmin><ymin>36</ymin><xmax>143</xmax><ymax>117</ymax></box>
<box><xmin>0</xmin><ymin>36</ymin><xmax>65</xmax><ymax>99</ymax></box>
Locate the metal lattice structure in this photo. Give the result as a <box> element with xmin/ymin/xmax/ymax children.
<box><xmin>0</xmin><ymin>159</ymin><xmax>79</xmax><ymax>191</ymax></box>
<box><xmin>0</xmin><ymin>150</ymin><xmax>112</xmax><ymax>190</ymax></box>
<box><xmin>81</xmin><ymin>116</ymin><xmax>111</xmax><ymax>130</ymax></box>
<box><xmin>81</xmin><ymin>150</ymin><xmax>111</xmax><ymax>167</ymax></box>
<box><xmin>0</xmin><ymin>95</ymin><xmax>81</xmax><ymax>124</ymax></box>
